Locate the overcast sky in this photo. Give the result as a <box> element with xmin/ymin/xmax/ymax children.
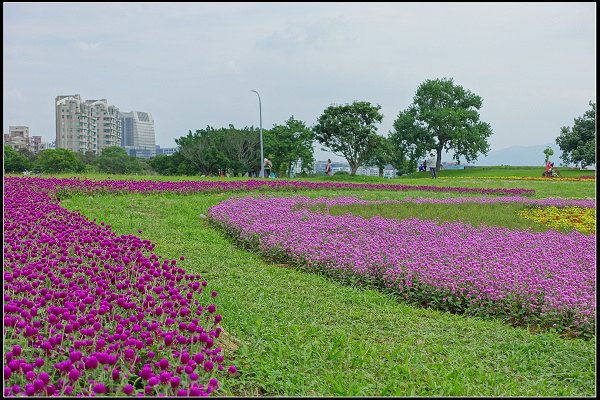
<box><xmin>3</xmin><ymin>2</ymin><xmax>596</xmax><ymax>162</ymax></box>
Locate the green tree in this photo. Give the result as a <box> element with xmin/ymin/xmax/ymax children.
<box><xmin>265</xmin><ymin>116</ymin><xmax>315</xmax><ymax>177</ymax></box>
<box><xmin>4</xmin><ymin>145</ymin><xmax>31</xmax><ymax>173</ymax></box>
<box><xmin>95</xmin><ymin>146</ymin><xmax>143</xmax><ymax>174</ymax></box>
<box><xmin>364</xmin><ymin>136</ymin><xmax>395</xmax><ymax>177</ymax></box>
<box><xmin>222</xmin><ymin>125</ymin><xmax>261</xmax><ymax>176</ymax></box>
<box><xmin>543</xmin><ymin>146</ymin><xmax>554</xmax><ymax>165</ymax></box>
<box><xmin>313</xmin><ymin>101</ymin><xmax>383</xmax><ymax>175</ymax></box>
<box><xmin>175</xmin><ymin>127</ymin><xmax>229</xmax><ymax>175</ymax></box>
<box><xmin>390</xmin><ymin>77</ymin><xmax>493</xmax><ymax>170</ymax></box>
<box><xmin>556</xmin><ymin>101</ymin><xmax>596</xmax><ymax>168</ymax></box>
<box><xmin>33</xmin><ymin>148</ymin><xmax>85</xmax><ymax>173</ymax></box>
<box><xmin>388</xmin><ymin>108</ymin><xmax>430</xmax><ymax>174</ymax></box>
<box><xmin>176</xmin><ymin>125</ymin><xmax>263</xmax><ymax>176</ymax></box>
<box><xmin>149</xmin><ymin>154</ymin><xmax>180</xmax><ymax>175</ymax></box>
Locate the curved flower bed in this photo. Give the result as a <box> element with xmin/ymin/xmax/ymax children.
<box><xmin>305</xmin><ymin>195</ymin><xmax>596</xmax><ymax>209</ymax></box>
<box><xmin>5</xmin><ymin>176</ymin><xmax>535</xmax><ymax>197</ymax></box>
<box><xmin>207</xmin><ymin>195</ymin><xmax>596</xmax><ymax>338</ymax></box>
<box><xmin>3</xmin><ymin>178</ymin><xmax>236</xmax><ymax>397</ymax></box>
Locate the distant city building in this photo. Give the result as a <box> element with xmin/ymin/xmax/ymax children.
<box><xmin>29</xmin><ymin>135</ymin><xmax>42</xmax><ymax>154</ymax></box>
<box><xmin>155</xmin><ymin>145</ymin><xmax>177</xmax><ymax>156</ymax></box>
<box><xmin>314</xmin><ymin>160</ymin><xmax>397</xmax><ymax>177</ymax></box>
<box><xmin>55</xmin><ymin>94</ymin><xmax>122</xmax><ymax>155</ymax></box>
<box><xmin>120</xmin><ymin>111</ymin><xmax>156</xmax><ymax>159</ymax></box>
<box><xmin>3</xmin><ymin>125</ymin><xmax>44</xmax><ymax>154</ymax></box>
<box><xmin>441</xmin><ymin>161</ymin><xmax>466</xmax><ymax>170</ymax></box>
<box><xmin>41</xmin><ymin>140</ymin><xmax>56</xmax><ymax>151</ymax></box>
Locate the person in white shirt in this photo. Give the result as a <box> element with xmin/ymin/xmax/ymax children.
<box><xmin>428</xmin><ymin>152</ymin><xmax>437</xmax><ymax>179</ymax></box>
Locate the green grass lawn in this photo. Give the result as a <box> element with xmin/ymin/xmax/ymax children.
<box><xmin>59</xmin><ymin>172</ymin><xmax>597</xmax><ymax>397</ymax></box>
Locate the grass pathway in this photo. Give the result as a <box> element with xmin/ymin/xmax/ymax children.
<box><xmin>61</xmin><ymin>191</ymin><xmax>596</xmax><ymax>397</ymax></box>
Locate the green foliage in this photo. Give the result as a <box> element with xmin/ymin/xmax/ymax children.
<box><xmin>363</xmin><ymin>135</ymin><xmax>394</xmax><ymax>177</ymax></box>
<box><xmin>390</xmin><ymin>77</ymin><xmax>493</xmax><ymax>170</ymax></box>
<box><xmin>176</xmin><ymin>125</ymin><xmax>260</xmax><ymax>176</ymax></box>
<box><xmin>264</xmin><ymin>116</ymin><xmax>315</xmax><ymax>177</ymax></box>
<box><xmin>61</xmin><ymin>186</ymin><xmax>596</xmax><ymax>397</ymax></box>
<box><xmin>148</xmin><ymin>153</ymin><xmax>186</xmax><ymax>175</ymax></box>
<box><xmin>3</xmin><ymin>145</ymin><xmax>31</xmax><ymax>172</ymax></box>
<box><xmin>313</xmin><ymin>101</ymin><xmax>383</xmax><ymax>175</ymax></box>
<box><xmin>95</xmin><ymin>146</ymin><xmax>144</xmax><ymax>174</ymax></box>
<box><xmin>33</xmin><ymin>148</ymin><xmax>85</xmax><ymax>173</ymax></box>
<box><xmin>556</xmin><ymin>101</ymin><xmax>596</xmax><ymax>168</ymax></box>
<box><xmin>543</xmin><ymin>146</ymin><xmax>554</xmax><ymax>164</ymax></box>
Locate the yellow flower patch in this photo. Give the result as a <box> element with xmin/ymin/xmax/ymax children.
<box><xmin>447</xmin><ymin>176</ymin><xmax>596</xmax><ymax>182</ymax></box>
<box><xmin>518</xmin><ymin>206</ymin><xmax>596</xmax><ymax>235</ymax></box>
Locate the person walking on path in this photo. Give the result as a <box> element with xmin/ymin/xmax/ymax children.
<box><xmin>428</xmin><ymin>152</ymin><xmax>437</xmax><ymax>179</ymax></box>
<box><xmin>263</xmin><ymin>158</ymin><xmax>272</xmax><ymax>178</ymax></box>
<box><xmin>325</xmin><ymin>159</ymin><xmax>332</xmax><ymax>176</ymax></box>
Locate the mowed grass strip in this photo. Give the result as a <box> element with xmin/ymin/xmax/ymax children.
<box><xmin>326</xmin><ymin>202</ymin><xmax>591</xmax><ymax>234</ymax></box>
<box><xmin>60</xmin><ymin>190</ymin><xmax>596</xmax><ymax>397</ymax></box>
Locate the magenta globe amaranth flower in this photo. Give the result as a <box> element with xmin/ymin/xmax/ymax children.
<box><xmin>123</xmin><ymin>384</ymin><xmax>134</xmax><ymax>395</ymax></box>
<box><xmin>93</xmin><ymin>383</ymin><xmax>106</xmax><ymax>394</ymax></box>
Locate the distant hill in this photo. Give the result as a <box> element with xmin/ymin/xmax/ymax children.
<box><xmin>472</xmin><ymin>143</ymin><xmax>563</xmax><ymax>167</ymax></box>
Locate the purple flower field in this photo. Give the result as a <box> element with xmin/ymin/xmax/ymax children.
<box><xmin>207</xmin><ymin>195</ymin><xmax>596</xmax><ymax>337</ymax></box>
<box><xmin>5</xmin><ymin>176</ymin><xmax>535</xmax><ymax>197</ymax></box>
<box><xmin>1</xmin><ymin>176</ymin><xmax>592</xmax><ymax>396</ymax></box>
<box><xmin>297</xmin><ymin>195</ymin><xmax>597</xmax><ymax>209</ymax></box>
<box><xmin>3</xmin><ymin>178</ymin><xmax>237</xmax><ymax>397</ymax></box>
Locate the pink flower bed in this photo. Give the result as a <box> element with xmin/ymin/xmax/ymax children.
<box><xmin>3</xmin><ymin>178</ymin><xmax>236</xmax><ymax>397</ymax></box>
<box><xmin>208</xmin><ymin>195</ymin><xmax>596</xmax><ymax>337</ymax></box>
<box><xmin>7</xmin><ymin>176</ymin><xmax>535</xmax><ymax>197</ymax></box>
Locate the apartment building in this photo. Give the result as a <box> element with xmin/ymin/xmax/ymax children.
<box><xmin>3</xmin><ymin>125</ymin><xmax>43</xmax><ymax>153</ymax></box>
<box><xmin>120</xmin><ymin>111</ymin><xmax>156</xmax><ymax>158</ymax></box>
<box><xmin>55</xmin><ymin>95</ymin><xmax>121</xmax><ymax>155</ymax></box>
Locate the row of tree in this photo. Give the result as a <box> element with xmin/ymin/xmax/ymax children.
<box><xmin>3</xmin><ymin>146</ymin><xmax>152</xmax><ymax>174</ymax></box>
<box><xmin>153</xmin><ymin>118</ymin><xmax>316</xmax><ymax>177</ymax></box>
<box><xmin>4</xmin><ymin>78</ymin><xmax>595</xmax><ymax>176</ymax></box>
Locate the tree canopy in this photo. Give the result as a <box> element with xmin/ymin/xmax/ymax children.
<box><xmin>264</xmin><ymin>116</ymin><xmax>315</xmax><ymax>177</ymax></box>
<box><xmin>389</xmin><ymin>77</ymin><xmax>493</xmax><ymax>170</ymax></box>
<box><xmin>363</xmin><ymin>135</ymin><xmax>399</xmax><ymax>177</ymax></box>
<box><xmin>33</xmin><ymin>148</ymin><xmax>85</xmax><ymax>174</ymax></box>
<box><xmin>175</xmin><ymin>125</ymin><xmax>260</xmax><ymax>176</ymax></box>
<box><xmin>4</xmin><ymin>145</ymin><xmax>31</xmax><ymax>173</ymax></box>
<box><xmin>313</xmin><ymin>101</ymin><xmax>383</xmax><ymax>175</ymax></box>
<box><xmin>556</xmin><ymin>101</ymin><xmax>596</xmax><ymax>168</ymax></box>
<box><xmin>95</xmin><ymin>146</ymin><xmax>146</xmax><ymax>174</ymax></box>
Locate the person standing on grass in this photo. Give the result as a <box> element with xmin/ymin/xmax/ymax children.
<box><xmin>263</xmin><ymin>158</ymin><xmax>272</xmax><ymax>178</ymax></box>
<box><xmin>428</xmin><ymin>152</ymin><xmax>437</xmax><ymax>179</ymax></box>
<box><xmin>325</xmin><ymin>159</ymin><xmax>332</xmax><ymax>176</ymax></box>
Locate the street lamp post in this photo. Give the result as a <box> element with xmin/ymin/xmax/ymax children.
<box><xmin>250</xmin><ymin>90</ymin><xmax>264</xmax><ymax>178</ymax></box>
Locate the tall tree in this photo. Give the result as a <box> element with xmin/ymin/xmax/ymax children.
<box><xmin>313</xmin><ymin>101</ymin><xmax>383</xmax><ymax>175</ymax></box>
<box><xmin>33</xmin><ymin>148</ymin><xmax>85</xmax><ymax>173</ymax></box>
<box><xmin>364</xmin><ymin>135</ymin><xmax>395</xmax><ymax>177</ymax></box>
<box><xmin>95</xmin><ymin>146</ymin><xmax>144</xmax><ymax>174</ymax></box>
<box><xmin>543</xmin><ymin>146</ymin><xmax>554</xmax><ymax>165</ymax></box>
<box><xmin>175</xmin><ymin>127</ymin><xmax>226</xmax><ymax>175</ymax></box>
<box><xmin>265</xmin><ymin>116</ymin><xmax>315</xmax><ymax>177</ymax></box>
<box><xmin>556</xmin><ymin>101</ymin><xmax>596</xmax><ymax>168</ymax></box>
<box><xmin>4</xmin><ymin>145</ymin><xmax>31</xmax><ymax>173</ymax></box>
<box><xmin>390</xmin><ymin>77</ymin><xmax>493</xmax><ymax>170</ymax></box>
<box><xmin>222</xmin><ymin>125</ymin><xmax>261</xmax><ymax>176</ymax></box>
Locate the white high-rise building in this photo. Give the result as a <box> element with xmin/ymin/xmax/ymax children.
<box><xmin>55</xmin><ymin>95</ymin><xmax>121</xmax><ymax>155</ymax></box>
<box><xmin>119</xmin><ymin>111</ymin><xmax>156</xmax><ymax>158</ymax></box>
